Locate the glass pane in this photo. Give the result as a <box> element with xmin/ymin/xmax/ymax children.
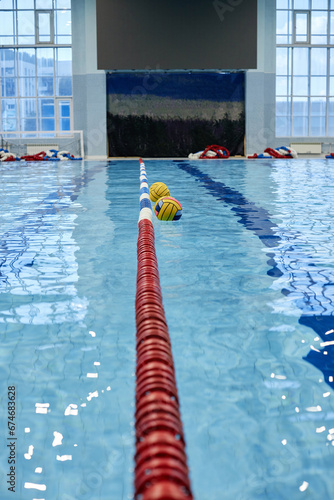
<box><xmin>328</xmin><ymin>116</ymin><xmax>334</xmax><ymax>135</ymax></box>
<box><xmin>17</xmin><ymin>0</ymin><xmax>34</xmax><ymax>8</ymax></box>
<box><xmin>19</xmin><ymin>77</ymin><xmax>36</xmax><ymax>97</ymax></box>
<box><xmin>0</xmin><ymin>12</ymin><xmax>15</xmax><ymax>45</ymax></box>
<box><xmin>329</xmin><ymin>97</ymin><xmax>334</xmax><ymax>114</ymax></box>
<box><xmin>310</xmin><ymin>97</ymin><xmax>326</xmax><ymax>114</ymax></box>
<box><xmin>59</xmin><ymin>118</ymin><xmax>70</xmax><ymax>131</ymax></box>
<box><xmin>37</xmin><ymin>48</ymin><xmax>54</xmax><ymax>76</ymax></box>
<box><xmin>330</xmin><ymin>76</ymin><xmax>334</xmax><ymax>95</ymax></box>
<box><xmin>311</xmin><ymin>11</ymin><xmax>328</xmax><ymax>34</ymax></box>
<box><xmin>311</xmin><ymin>48</ymin><xmax>327</xmax><ymax>75</ymax></box>
<box><xmin>0</xmin><ymin>49</ymin><xmax>16</xmax><ymax>77</ymax></box>
<box><xmin>277</xmin><ymin>48</ymin><xmax>288</xmax><ymax>75</ymax></box>
<box><xmin>311</xmin><ymin>35</ymin><xmax>327</xmax><ymax>44</ymax></box>
<box><xmin>18</xmin><ymin>49</ymin><xmax>35</xmax><ymax>78</ymax></box>
<box><xmin>310</xmin><ymin>76</ymin><xmax>327</xmax><ymax>95</ymax></box>
<box><xmin>2</xmin><ymin>78</ymin><xmax>17</xmax><ymax>97</ymax></box>
<box><xmin>293</xmin><ymin>97</ymin><xmax>308</xmax><ymax>115</ymax></box>
<box><xmin>56</xmin><ymin>77</ymin><xmax>72</xmax><ymax>96</ymax></box>
<box><xmin>2</xmin><ymin>119</ymin><xmax>16</xmax><ymax>132</ymax></box>
<box><xmin>276</xmin><ymin>116</ymin><xmax>291</xmax><ymax>136</ymax></box>
<box><xmin>277</xmin><ymin>11</ymin><xmax>289</xmax><ymax>34</ymax></box>
<box><xmin>294</xmin><ymin>0</ymin><xmax>309</xmax><ymax>7</ymax></box>
<box><xmin>312</xmin><ymin>0</ymin><xmax>328</xmax><ymax>8</ymax></box>
<box><xmin>276</xmin><ymin>97</ymin><xmax>291</xmax><ymax>116</ymax></box>
<box><xmin>293</xmin><ymin>48</ymin><xmax>309</xmax><ymax>75</ymax></box>
<box><xmin>38</xmin><ymin>98</ymin><xmax>54</xmax><ymax>118</ymax></box>
<box><xmin>59</xmin><ymin>100</ymin><xmax>70</xmax><ymax>118</ymax></box>
<box><xmin>20</xmin><ymin>99</ymin><xmax>37</xmax><ymax>131</ymax></box>
<box><xmin>55</xmin><ymin>34</ymin><xmax>72</xmax><ymax>44</ymax></box>
<box><xmin>17</xmin><ymin>10</ymin><xmax>35</xmax><ymax>36</ymax></box>
<box><xmin>20</xmin><ymin>98</ymin><xmax>36</xmax><ymax>118</ymax></box>
<box><xmin>55</xmin><ymin>10</ymin><xmax>71</xmax><ymax>39</ymax></box>
<box><xmin>330</xmin><ymin>49</ymin><xmax>334</xmax><ymax>74</ymax></box>
<box><xmin>293</xmin><ymin>76</ymin><xmax>308</xmax><ymax>95</ymax></box>
<box><xmin>293</xmin><ymin>116</ymin><xmax>308</xmax><ymax>135</ymax></box>
<box><xmin>36</xmin><ymin>0</ymin><xmax>52</xmax><ymax>8</ymax></box>
<box><xmin>276</xmin><ymin>76</ymin><xmax>291</xmax><ymax>95</ymax></box>
<box><xmin>56</xmin><ymin>48</ymin><xmax>72</xmax><ymax>76</ymax></box>
<box><xmin>55</xmin><ymin>0</ymin><xmax>71</xmax><ymax>7</ymax></box>
<box><xmin>18</xmin><ymin>35</ymin><xmax>36</xmax><ymax>44</ymax></box>
<box><xmin>37</xmin><ymin>77</ymin><xmax>54</xmax><ymax>96</ymax></box>
<box><xmin>0</xmin><ymin>0</ymin><xmax>13</xmax><ymax>8</ymax></box>
<box><xmin>310</xmin><ymin>115</ymin><xmax>326</xmax><ymax>136</ymax></box>
<box><xmin>277</xmin><ymin>35</ymin><xmax>289</xmax><ymax>44</ymax></box>
<box><xmin>39</xmin><ymin>118</ymin><xmax>55</xmax><ymax>131</ymax></box>
<box><xmin>58</xmin><ymin>100</ymin><xmax>71</xmax><ymax>130</ymax></box>
<box><xmin>1</xmin><ymin>99</ymin><xmax>17</xmax><ymax>132</ymax></box>
<box><xmin>295</xmin><ymin>34</ymin><xmax>308</xmax><ymax>43</ymax></box>
<box><xmin>332</xmin><ymin>0</ymin><xmax>334</xmax><ymax>8</ymax></box>
<box><xmin>17</xmin><ymin>11</ymin><xmax>35</xmax><ymax>44</ymax></box>
<box><xmin>38</xmin><ymin>12</ymin><xmax>51</xmax><ymax>43</ymax></box>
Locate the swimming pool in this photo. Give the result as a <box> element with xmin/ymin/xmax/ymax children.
<box><xmin>0</xmin><ymin>158</ymin><xmax>334</xmax><ymax>499</ymax></box>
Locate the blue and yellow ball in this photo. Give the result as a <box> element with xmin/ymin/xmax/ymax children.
<box><xmin>154</xmin><ymin>196</ymin><xmax>182</xmax><ymax>221</ymax></box>
<box><xmin>149</xmin><ymin>182</ymin><xmax>170</xmax><ymax>202</ymax></box>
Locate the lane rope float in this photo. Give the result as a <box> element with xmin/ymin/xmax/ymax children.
<box><xmin>134</xmin><ymin>159</ymin><xmax>193</xmax><ymax>500</ymax></box>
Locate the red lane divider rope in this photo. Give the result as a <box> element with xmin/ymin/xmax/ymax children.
<box><xmin>134</xmin><ymin>159</ymin><xmax>193</xmax><ymax>500</ymax></box>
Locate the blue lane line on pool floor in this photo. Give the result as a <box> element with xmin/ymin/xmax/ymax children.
<box><xmin>174</xmin><ymin>160</ymin><xmax>334</xmax><ymax>390</ymax></box>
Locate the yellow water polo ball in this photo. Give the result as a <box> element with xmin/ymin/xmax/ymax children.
<box><xmin>154</xmin><ymin>196</ymin><xmax>182</xmax><ymax>221</ymax></box>
<box><xmin>149</xmin><ymin>182</ymin><xmax>170</xmax><ymax>202</ymax></box>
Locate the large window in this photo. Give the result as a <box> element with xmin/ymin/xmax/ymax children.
<box><xmin>0</xmin><ymin>0</ymin><xmax>72</xmax><ymax>136</ymax></box>
<box><xmin>276</xmin><ymin>0</ymin><xmax>334</xmax><ymax>137</ymax></box>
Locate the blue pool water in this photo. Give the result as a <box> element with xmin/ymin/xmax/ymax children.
<box><xmin>1</xmin><ymin>159</ymin><xmax>334</xmax><ymax>500</ymax></box>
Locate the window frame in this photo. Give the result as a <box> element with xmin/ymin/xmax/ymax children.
<box><xmin>293</xmin><ymin>10</ymin><xmax>310</xmax><ymax>44</ymax></box>
<box><xmin>276</xmin><ymin>1</ymin><xmax>334</xmax><ymax>137</ymax></box>
<box><xmin>0</xmin><ymin>2</ymin><xmax>72</xmax><ymax>137</ymax></box>
<box><xmin>35</xmin><ymin>10</ymin><xmax>54</xmax><ymax>45</ymax></box>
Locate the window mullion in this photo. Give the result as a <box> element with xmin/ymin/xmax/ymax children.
<box><xmin>0</xmin><ymin>53</ymin><xmax>2</xmax><ymax>135</ymax></box>
<box><xmin>326</xmin><ymin>47</ymin><xmax>330</xmax><ymax>135</ymax></box>
<box><xmin>291</xmin><ymin>47</ymin><xmax>294</xmax><ymax>135</ymax></box>
<box><xmin>308</xmin><ymin>47</ymin><xmax>310</xmax><ymax>136</ymax></box>
<box><xmin>35</xmin><ymin>10</ymin><xmax>38</xmax><ymax>45</ymax></box>
<box><xmin>51</xmin><ymin>10</ymin><xmax>54</xmax><ymax>44</ymax></box>
<box><xmin>15</xmin><ymin>6</ymin><xmax>18</xmax><ymax>45</ymax></box>
<box><xmin>327</xmin><ymin>3</ymin><xmax>330</xmax><ymax>45</ymax></box>
<box><xmin>53</xmin><ymin>47</ymin><xmax>57</xmax><ymax>131</ymax></box>
<box><xmin>16</xmin><ymin>49</ymin><xmax>20</xmax><ymax>134</ymax></box>
<box><xmin>35</xmin><ymin>49</ymin><xmax>38</xmax><ymax>133</ymax></box>
<box><xmin>327</xmin><ymin>3</ymin><xmax>330</xmax><ymax>137</ymax></box>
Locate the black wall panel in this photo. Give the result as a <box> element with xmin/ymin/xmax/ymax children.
<box><xmin>96</xmin><ymin>0</ymin><xmax>257</xmax><ymax>70</ymax></box>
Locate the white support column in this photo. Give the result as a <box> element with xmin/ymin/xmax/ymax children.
<box><xmin>71</xmin><ymin>0</ymin><xmax>107</xmax><ymax>159</ymax></box>
<box><xmin>245</xmin><ymin>0</ymin><xmax>276</xmax><ymax>156</ymax></box>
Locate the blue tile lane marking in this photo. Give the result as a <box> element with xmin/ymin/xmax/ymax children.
<box><xmin>175</xmin><ymin>160</ymin><xmax>334</xmax><ymax>390</ymax></box>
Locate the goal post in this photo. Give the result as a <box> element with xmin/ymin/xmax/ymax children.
<box><xmin>0</xmin><ymin>130</ymin><xmax>84</xmax><ymax>159</ymax></box>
